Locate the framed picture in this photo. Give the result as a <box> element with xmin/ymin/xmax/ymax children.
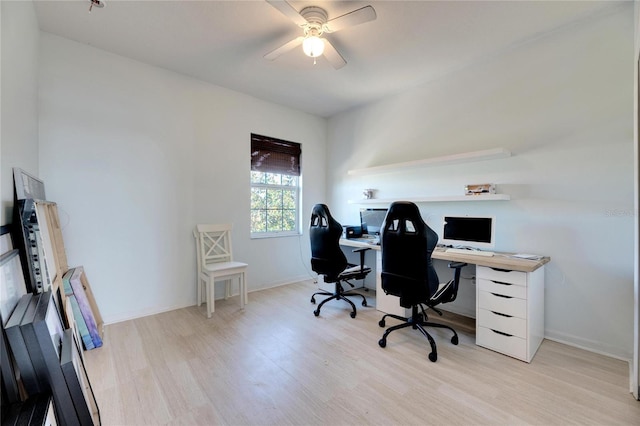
<box><xmin>15</xmin><ymin>199</ymin><xmax>49</xmax><ymax>293</ymax></box>
<box><xmin>0</xmin><ymin>249</ymin><xmax>28</xmax><ymax>325</ymax></box>
<box><xmin>4</xmin><ymin>293</ymin><xmax>43</xmax><ymax>396</ymax></box>
<box><xmin>1</xmin><ymin>224</ymin><xmax>13</xmax><ymax>255</ymax></box>
<box><xmin>0</xmin><ymin>247</ymin><xmax>28</xmax><ymax>403</ymax></box>
<box><xmin>61</xmin><ymin>329</ymin><xmax>100</xmax><ymax>425</ymax></box>
<box><xmin>1</xmin><ymin>312</ymin><xmax>22</xmax><ymax>404</ymax></box>
<box><xmin>20</xmin><ymin>291</ymin><xmax>80</xmax><ymax>425</ymax></box>
<box><xmin>1</xmin><ymin>392</ymin><xmax>57</xmax><ymax>426</ymax></box>
<box><xmin>13</xmin><ymin>167</ymin><xmax>46</xmax><ymax>201</ymax></box>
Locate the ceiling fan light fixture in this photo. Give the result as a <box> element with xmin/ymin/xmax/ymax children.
<box><xmin>302</xmin><ymin>36</ymin><xmax>325</xmax><ymax>58</ymax></box>
<box><xmin>88</xmin><ymin>0</ymin><xmax>105</xmax><ymax>13</ymax></box>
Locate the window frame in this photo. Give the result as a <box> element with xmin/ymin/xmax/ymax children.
<box><xmin>250</xmin><ymin>134</ymin><xmax>302</xmax><ymax>239</ymax></box>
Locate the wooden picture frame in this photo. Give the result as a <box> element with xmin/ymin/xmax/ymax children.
<box><xmin>35</xmin><ymin>202</ymin><xmax>59</xmax><ymax>290</ymax></box>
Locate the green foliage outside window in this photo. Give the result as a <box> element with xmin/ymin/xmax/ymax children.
<box><xmin>250</xmin><ymin>171</ymin><xmax>299</xmax><ymax>235</ymax></box>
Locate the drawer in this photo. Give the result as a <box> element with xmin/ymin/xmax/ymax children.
<box><xmin>478</xmin><ymin>290</ymin><xmax>527</xmax><ymax>318</ymax></box>
<box><xmin>477</xmin><ymin>266</ymin><xmax>527</xmax><ymax>286</ymax></box>
<box><xmin>478</xmin><ymin>308</ymin><xmax>527</xmax><ymax>338</ymax></box>
<box><xmin>477</xmin><ymin>326</ymin><xmax>527</xmax><ymax>361</ymax></box>
<box><xmin>477</xmin><ymin>278</ymin><xmax>527</xmax><ymax>299</ymax></box>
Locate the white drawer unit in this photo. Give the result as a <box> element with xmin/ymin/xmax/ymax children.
<box><xmin>476</xmin><ymin>265</ymin><xmax>545</xmax><ymax>362</ymax></box>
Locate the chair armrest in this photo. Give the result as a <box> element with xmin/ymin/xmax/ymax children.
<box><xmin>448</xmin><ymin>261</ymin><xmax>467</xmax><ymax>270</ymax></box>
<box><xmin>352</xmin><ymin>247</ymin><xmax>371</xmax><ymax>254</ymax></box>
<box><xmin>447</xmin><ymin>262</ymin><xmax>467</xmax><ymax>289</ymax></box>
<box><xmin>352</xmin><ymin>247</ymin><xmax>371</xmax><ymax>272</ymax></box>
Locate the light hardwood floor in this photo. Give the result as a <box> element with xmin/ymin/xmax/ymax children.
<box><xmin>84</xmin><ymin>281</ymin><xmax>640</xmax><ymax>425</ymax></box>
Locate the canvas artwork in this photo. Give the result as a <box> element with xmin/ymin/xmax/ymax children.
<box><xmin>62</xmin><ymin>269</ymin><xmax>94</xmax><ymax>350</ymax></box>
<box><xmin>64</xmin><ymin>297</ymin><xmax>87</xmax><ymax>364</ymax></box>
<box><xmin>68</xmin><ymin>267</ymin><xmax>102</xmax><ymax>348</ymax></box>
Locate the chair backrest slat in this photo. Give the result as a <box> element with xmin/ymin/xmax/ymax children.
<box><xmin>196</xmin><ymin>223</ymin><xmax>234</xmax><ymax>264</ymax></box>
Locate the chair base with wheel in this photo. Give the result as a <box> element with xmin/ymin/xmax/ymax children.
<box><xmin>378</xmin><ymin>304</ymin><xmax>459</xmax><ymax>362</ymax></box>
<box><xmin>311</xmin><ymin>273</ymin><xmax>369</xmax><ymax>318</ymax></box>
<box><xmin>378</xmin><ymin>200</ymin><xmax>468</xmax><ymax>362</ymax></box>
<box><xmin>309</xmin><ymin>204</ymin><xmax>372</xmax><ymax>319</ymax></box>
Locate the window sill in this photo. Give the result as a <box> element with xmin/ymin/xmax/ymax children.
<box><xmin>250</xmin><ymin>231</ymin><xmax>302</xmax><ymax>239</ymax></box>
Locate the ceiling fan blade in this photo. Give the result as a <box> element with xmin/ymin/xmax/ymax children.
<box><xmin>323</xmin><ymin>39</ymin><xmax>347</xmax><ymax>70</ymax></box>
<box><xmin>325</xmin><ymin>5</ymin><xmax>377</xmax><ymax>33</ymax></box>
<box><xmin>266</xmin><ymin>0</ymin><xmax>308</xmax><ymax>27</ymax></box>
<box><xmin>264</xmin><ymin>36</ymin><xmax>305</xmax><ymax>61</ymax></box>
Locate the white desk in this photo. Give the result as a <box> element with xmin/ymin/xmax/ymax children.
<box><xmin>339</xmin><ymin>238</ymin><xmax>550</xmax><ymax>362</ymax></box>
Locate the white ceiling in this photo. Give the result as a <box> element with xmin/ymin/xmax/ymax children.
<box><xmin>33</xmin><ymin>0</ymin><xmax>619</xmax><ymax>117</ymax></box>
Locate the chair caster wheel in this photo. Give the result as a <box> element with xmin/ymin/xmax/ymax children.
<box><xmin>429</xmin><ymin>352</ymin><xmax>437</xmax><ymax>362</ymax></box>
<box><xmin>378</xmin><ymin>339</ymin><xmax>386</xmax><ymax>348</ymax></box>
<box><xmin>451</xmin><ymin>335</ymin><xmax>459</xmax><ymax>345</ymax></box>
<box><xmin>362</xmin><ymin>300</ymin><xmax>367</xmax><ymax>307</ymax></box>
<box><xmin>310</xmin><ymin>297</ymin><xmax>316</xmax><ymax>304</ymax></box>
<box><xmin>313</xmin><ymin>309</ymin><xmax>320</xmax><ymax>317</ymax></box>
<box><xmin>350</xmin><ymin>311</ymin><xmax>356</xmax><ymax>318</ymax></box>
<box><xmin>378</xmin><ymin>319</ymin><xmax>385</xmax><ymax>327</ymax></box>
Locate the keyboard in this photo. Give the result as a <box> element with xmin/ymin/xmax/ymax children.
<box><xmin>349</xmin><ymin>236</ymin><xmax>380</xmax><ymax>245</ymax></box>
<box><xmin>444</xmin><ymin>248</ymin><xmax>495</xmax><ymax>257</ymax></box>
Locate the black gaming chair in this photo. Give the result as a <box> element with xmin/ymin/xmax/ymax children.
<box><xmin>309</xmin><ymin>204</ymin><xmax>371</xmax><ymax>318</ymax></box>
<box><xmin>378</xmin><ymin>201</ymin><xmax>467</xmax><ymax>362</ymax></box>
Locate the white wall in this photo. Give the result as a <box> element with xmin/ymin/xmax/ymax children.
<box><xmin>328</xmin><ymin>5</ymin><xmax>634</xmax><ymax>359</ymax></box>
<box><xmin>38</xmin><ymin>34</ymin><xmax>326</xmax><ymax>323</ymax></box>
<box><xmin>1</xmin><ymin>0</ymin><xmax>40</xmax><ymax>224</ymax></box>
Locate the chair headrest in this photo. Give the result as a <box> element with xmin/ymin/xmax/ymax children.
<box><xmin>383</xmin><ymin>201</ymin><xmax>428</xmax><ymax>235</ymax></box>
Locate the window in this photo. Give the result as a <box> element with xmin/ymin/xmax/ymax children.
<box><xmin>250</xmin><ymin>134</ymin><xmax>301</xmax><ymax>237</ymax></box>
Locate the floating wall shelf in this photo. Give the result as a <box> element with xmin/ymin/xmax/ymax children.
<box><xmin>347</xmin><ymin>148</ymin><xmax>511</xmax><ymax>176</ymax></box>
<box><xmin>348</xmin><ymin>194</ymin><xmax>511</xmax><ymax>204</ymax></box>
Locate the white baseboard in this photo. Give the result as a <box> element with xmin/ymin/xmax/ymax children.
<box><xmin>544</xmin><ymin>329</ymin><xmax>632</xmax><ymax>362</ymax></box>
<box><xmin>104</xmin><ymin>302</ymin><xmax>194</xmax><ymax>325</ymax></box>
<box><xmin>439</xmin><ymin>305</ymin><xmax>476</xmax><ymax>319</ymax></box>
<box><xmin>103</xmin><ymin>276</ymin><xmax>316</xmax><ymax>325</ymax></box>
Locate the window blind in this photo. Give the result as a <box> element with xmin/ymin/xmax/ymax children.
<box><xmin>251</xmin><ymin>133</ymin><xmax>301</xmax><ymax>176</ymax></box>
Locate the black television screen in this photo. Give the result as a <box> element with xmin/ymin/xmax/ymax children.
<box><xmin>360</xmin><ymin>208</ymin><xmax>388</xmax><ymax>235</ymax></box>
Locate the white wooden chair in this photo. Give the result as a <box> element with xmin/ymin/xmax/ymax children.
<box><xmin>193</xmin><ymin>224</ymin><xmax>248</xmax><ymax>318</ymax></box>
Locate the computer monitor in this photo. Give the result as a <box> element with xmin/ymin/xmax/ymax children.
<box><xmin>441</xmin><ymin>215</ymin><xmax>495</xmax><ymax>249</ymax></box>
<box><xmin>360</xmin><ymin>208</ymin><xmax>388</xmax><ymax>235</ymax></box>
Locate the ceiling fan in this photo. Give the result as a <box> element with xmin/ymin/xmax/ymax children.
<box><xmin>264</xmin><ymin>0</ymin><xmax>377</xmax><ymax>69</ymax></box>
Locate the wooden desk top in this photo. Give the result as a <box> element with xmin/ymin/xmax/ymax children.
<box><xmin>432</xmin><ymin>247</ymin><xmax>549</xmax><ymax>273</ymax></box>
<box><xmin>339</xmin><ymin>238</ymin><xmax>549</xmax><ymax>273</ymax></box>
<box><xmin>340</xmin><ymin>237</ymin><xmax>380</xmax><ymax>250</ymax></box>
